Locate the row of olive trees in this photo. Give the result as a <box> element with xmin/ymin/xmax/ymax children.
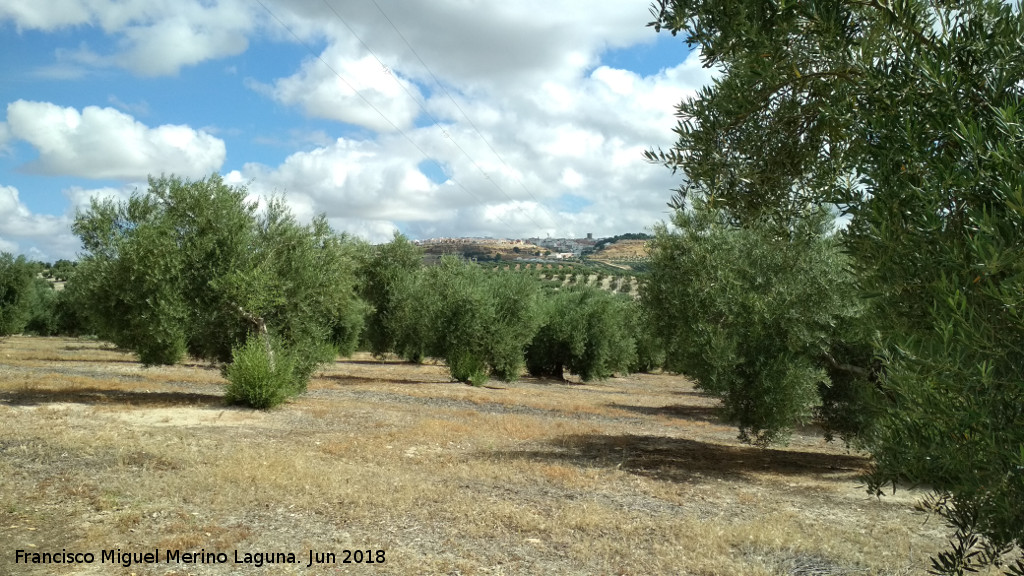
<box><xmin>61</xmin><ymin>179</ymin><xmax>657</xmax><ymax>407</ymax></box>
<box><xmin>356</xmin><ymin>234</ymin><xmax>655</xmax><ymax>385</ymax></box>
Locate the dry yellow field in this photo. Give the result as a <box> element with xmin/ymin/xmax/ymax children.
<box><xmin>593</xmin><ymin>240</ymin><xmax>649</xmax><ymax>261</ymax></box>
<box><xmin>0</xmin><ymin>336</ymin><xmax>979</xmax><ymax>575</ymax></box>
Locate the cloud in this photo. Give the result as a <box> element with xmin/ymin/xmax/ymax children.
<box><xmin>237</xmin><ymin>134</ymin><xmax>453</xmax><ymax>223</ymax></box>
<box><xmin>0</xmin><ymin>183</ymin><xmax>143</xmax><ymax>260</ymax></box>
<box><xmin>0</xmin><ymin>0</ymin><xmax>92</xmax><ymax>31</ymax></box>
<box><xmin>280</xmin><ymin>1</ymin><xmax>655</xmax><ymax>91</ymax></box>
<box><xmin>0</xmin><ymin>185</ymin><xmax>79</xmax><ymax>260</ymax></box>
<box><xmin>112</xmin><ymin>11</ymin><xmax>251</xmax><ymax>77</ymax></box>
<box><xmin>1</xmin><ymin>0</ymin><xmax>256</xmax><ymax>76</ymax></box>
<box><xmin>232</xmin><ymin>52</ymin><xmax>710</xmax><ymax>242</ymax></box>
<box><xmin>1</xmin><ymin>1</ymin><xmax>715</xmax><ymax>246</ymax></box>
<box><xmin>5</xmin><ymin>100</ymin><xmax>226</xmax><ymax>180</ymax></box>
<box><xmin>62</xmin><ymin>184</ymin><xmax>138</xmax><ymax>212</ymax></box>
<box><xmin>251</xmin><ymin>41</ymin><xmax>423</xmax><ymax>133</ymax></box>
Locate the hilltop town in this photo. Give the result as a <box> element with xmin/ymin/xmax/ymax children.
<box><xmin>414</xmin><ymin>233</ymin><xmax>651</xmax><ymax>265</ymax></box>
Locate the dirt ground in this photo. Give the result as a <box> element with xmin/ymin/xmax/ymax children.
<box><xmin>0</xmin><ymin>336</ymin><xmax>980</xmax><ymax>575</ymax></box>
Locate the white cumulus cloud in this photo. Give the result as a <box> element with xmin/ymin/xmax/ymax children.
<box><xmin>113</xmin><ymin>12</ymin><xmax>250</xmax><ymax>76</ymax></box>
<box><xmin>253</xmin><ymin>41</ymin><xmax>423</xmax><ymax>133</ymax></box>
<box><xmin>234</xmin><ymin>53</ymin><xmax>708</xmax><ymax>241</ymax></box>
<box><xmin>1</xmin><ymin>0</ymin><xmax>256</xmax><ymax>76</ymax></box>
<box><xmin>0</xmin><ymin>1</ymin><xmax>717</xmax><ymax>246</ymax></box>
<box><xmin>0</xmin><ymin>185</ymin><xmax>79</xmax><ymax>260</ymax></box>
<box><xmin>5</xmin><ymin>100</ymin><xmax>226</xmax><ymax>180</ymax></box>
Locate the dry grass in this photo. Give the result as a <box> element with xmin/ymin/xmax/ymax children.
<box><xmin>593</xmin><ymin>239</ymin><xmax>649</xmax><ymax>260</ymax></box>
<box><xmin>0</xmin><ymin>335</ymin><xmax>982</xmax><ymax>575</ymax></box>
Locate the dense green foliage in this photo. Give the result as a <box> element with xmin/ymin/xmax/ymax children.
<box><xmin>22</xmin><ymin>280</ymin><xmax>82</xmax><ymax>336</ymax></box>
<box><xmin>481</xmin><ymin>269</ymin><xmax>545</xmax><ymax>381</ymax></box>
<box><xmin>423</xmin><ymin>259</ymin><xmax>495</xmax><ymax>385</ymax></box>
<box><xmin>626</xmin><ymin>300</ymin><xmax>666</xmax><ymax>375</ymax></box>
<box><xmin>0</xmin><ymin>254</ymin><xmax>88</xmax><ymax>338</ymax></box>
<box><xmin>355</xmin><ymin>242</ymin><xmax>635</xmax><ymax>384</ymax></box>
<box><xmin>0</xmin><ymin>253</ymin><xmax>36</xmax><ymax>336</ymax></box>
<box><xmin>647</xmin><ymin>0</ymin><xmax>1023</xmax><ymax>569</ymax></box>
<box><xmin>72</xmin><ymin>174</ymin><xmax>364</xmax><ymax>406</ymax></box>
<box><xmin>223</xmin><ymin>334</ymin><xmax>302</xmax><ymax>409</ymax></box>
<box><xmin>378</xmin><ymin>255</ymin><xmax>545</xmax><ymax>385</ymax></box>
<box><xmin>526</xmin><ymin>286</ymin><xmax>636</xmax><ymax>382</ymax></box>
<box><xmin>645</xmin><ymin>203</ymin><xmax>869</xmax><ymax>444</ymax></box>
<box><xmin>355</xmin><ymin>233</ymin><xmax>425</xmax><ymax>358</ymax></box>
<box><xmin>48</xmin><ymin>259</ymin><xmax>76</xmax><ymax>282</ymax></box>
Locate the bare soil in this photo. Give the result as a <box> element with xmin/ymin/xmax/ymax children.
<box><xmin>0</xmin><ymin>336</ymin><xmax>977</xmax><ymax>575</ymax></box>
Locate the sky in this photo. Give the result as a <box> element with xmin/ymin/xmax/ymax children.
<box><xmin>0</xmin><ymin>0</ymin><xmax>713</xmax><ymax>262</ymax></box>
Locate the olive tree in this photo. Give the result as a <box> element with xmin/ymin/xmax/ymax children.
<box><xmin>526</xmin><ymin>286</ymin><xmax>636</xmax><ymax>382</ymax></box>
<box><xmin>72</xmin><ymin>174</ymin><xmax>364</xmax><ymax>407</ymax></box>
<box><xmin>355</xmin><ymin>233</ymin><xmax>425</xmax><ymax>359</ymax></box>
<box><xmin>0</xmin><ymin>253</ymin><xmax>36</xmax><ymax>336</ymax></box>
<box><xmin>647</xmin><ymin>0</ymin><xmax>1024</xmax><ymax>569</ymax></box>
<box><xmin>420</xmin><ymin>258</ymin><xmax>544</xmax><ymax>385</ymax></box>
<box><xmin>644</xmin><ymin>202</ymin><xmax>869</xmax><ymax>445</ymax></box>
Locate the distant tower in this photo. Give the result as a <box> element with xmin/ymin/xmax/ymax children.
<box><xmin>586</xmin><ymin>232</ymin><xmax>593</xmax><ymax>240</ymax></box>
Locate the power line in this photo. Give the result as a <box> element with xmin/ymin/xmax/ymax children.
<box><xmin>251</xmin><ymin>0</ymin><xmax>524</xmax><ymax>237</ymax></box>
<box><xmin>317</xmin><ymin>0</ymin><xmax>555</xmax><ymax>234</ymax></box>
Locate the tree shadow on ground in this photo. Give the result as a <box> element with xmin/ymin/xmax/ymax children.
<box><xmin>1</xmin><ymin>388</ymin><xmax>224</xmax><ymax>408</ymax></box>
<box><xmin>40</xmin><ymin>356</ymin><xmax>143</xmax><ymax>364</ymax></box>
<box><xmin>499</xmin><ymin>433</ymin><xmax>867</xmax><ymax>483</ymax></box>
<box><xmin>607</xmin><ymin>403</ymin><xmax>723</xmax><ymax>424</ymax></box>
<box><xmin>517</xmin><ymin>375</ymin><xmax>578</xmax><ymax>387</ymax></box>
<box><xmin>336</xmin><ymin>359</ymin><xmax>403</xmax><ymax>365</ymax></box>
<box><xmin>672</xmin><ymin>389</ymin><xmax>715</xmax><ymax>398</ymax></box>
<box><xmin>62</xmin><ymin>344</ymin><xmax>120</xmax><ymax>351</ymax></box>
<box><xmin>335</xmin><ymin>357</ymin><xmax>443</xmax><ymax>366</ymax></box>
<box><xmin>318</xmin><ymin>374</ymin><xmax>450</xmax><ymax>386</ymax></box>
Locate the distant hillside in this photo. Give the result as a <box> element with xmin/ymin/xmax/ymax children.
<box><xmin>415</xmin><ymin>234</ymin><xmax>651</xmax><ymax>266</ymax></box>
<box><xmin>592</xmin><ymin>233</ymin><xmax>652</xmax><ymax>251</ymax></box>
<box><xmin>420</xmin><ymin>240</ymin><xmax>547</xmax><ymax>261</ymax></box>
<box><xmin>592</xmin><ymin>238</ymin><xmax>649</xmax><ymax>260</ymax></box>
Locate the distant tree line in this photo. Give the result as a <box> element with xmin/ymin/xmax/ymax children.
<box><xmin>0</xmin><ymin>253</ymin><xmax>87</xmax><ymax>338</ymax></box>
<box><xmin>592</xmin><ymin>232</ymin><xmax>652</xmax><ymax>251</ymax></box>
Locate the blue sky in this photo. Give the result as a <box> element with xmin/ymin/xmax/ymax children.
<box><xmin>0</xmin><ymin>1</ymin><xmax>711</xmax><ymax>261</ymax></box>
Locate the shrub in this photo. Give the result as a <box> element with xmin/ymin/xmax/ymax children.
<box><xmin>24</xmin><ymin>279</ymin><xmax>59</xmax><ymax>336</ymax></box>
<box><xmin>224</xmin><ymin>334</ymin><xmax>301</xmax><ymax>409</ymax></box>
<box><xmin>355</xmin><ymin>233</ymin><xmax>424</xmax><ymax>358</ymax></box>
<box><xmin>628</xmin><ymin>300</ymin><xmax>666</xmax><ymax>373</ymax></box>
<box><xmin>400</xmin><ymin>258</ymin><xmax>545</xmax><ymax>385</ymax></box>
